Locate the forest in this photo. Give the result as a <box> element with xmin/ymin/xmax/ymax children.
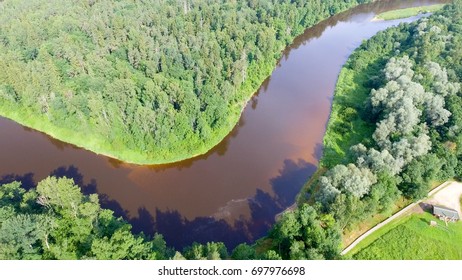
<box><xmin>0</xmin><ymin>0</ymin><xmax>369</xmax><ymax>164</ymax></box>
<box><xmin>3</xmin><ymin>1</ymin><xmax>462</xmax><ymax>260</ymax></box>
<box><xmin>311</xmin><ymin>0</ymin><xmax>462</xmax><ymax>258</ymax></box>
<box><xmin>0</xmin><ymin>177</ymin><xmax>169</xmax><ymax>259</ymax></box>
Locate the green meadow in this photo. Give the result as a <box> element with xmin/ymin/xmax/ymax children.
<box><xmin>375</xmin><ymin>4</ymin><xmax>445</xmax><ymax>21</ymax></box>
<box><xmin>350</xmin><ymin>212</ymin><xmax>462</xmax><ymax>260</ymax></box>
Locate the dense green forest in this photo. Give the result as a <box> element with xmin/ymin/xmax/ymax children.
<box><xmin>310</xmin><ymin>0</ymin><xmax>462</xmax><ymax>257</ymax></box>
<box><xmin>0</xmin><ymin>0</ymin><xmax>369</xmax><ymax>164</ymax></box>
<box><xmin>0</xmin><ymin>177</ymin><xmax>171</xmax><ymax>259</ymax></box>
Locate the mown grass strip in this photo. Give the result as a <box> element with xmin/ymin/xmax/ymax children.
<box><xmin>374</xmin><ymin>4</ymin><xmax>445</xmax><ymax>21</ymax></box>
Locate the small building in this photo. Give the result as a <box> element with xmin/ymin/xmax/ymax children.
<box><xmin>433</xmin><ymin>205</ymin><xmax>460</xmax><ymax>222</ymax></box>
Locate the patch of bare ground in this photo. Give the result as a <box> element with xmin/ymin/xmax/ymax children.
<box><xmin>425</xmin><ymin>181</ymin><xmax>462</xmax><ymax>216</ymax></box>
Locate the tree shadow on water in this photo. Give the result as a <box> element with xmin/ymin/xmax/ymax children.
<box><xmin>150</xmin><ymin>208</ymin><xmax>250</xmax><ymax>250</ymax></box>
<box><xmin>313</xmin><ymin>143</ymin><xmax>324</xmax><ymax>162</ymax></box>
<box><xmin>0</xmin><ymin>172</ymin><xmax>35</xmax><ymax>190</ymax></box>
<box><xmin>130</xmin><ymin>207</ymin><xmax>156</xmax><ymax>237</ymax></box>
<box><xmin>140</xmin><ymin>158</ymin><xmax>318</xmax><ymax>250</ymax></box>
<box><xmin>246</xmin><ymin>189</ymin><xmax>282</xmax><ymax>239</ymax></box>
<box><xmin>2</xmin><ymin>159</ymin><xmax>318</xmax><ymax>251</ymax></box>
<box><xmin>70</xmin><ymin>158</ymin><xmax>316</xmax><ymax>251</ymax></box>
<box><xmin>43</xmin><ymin>166</ymin><xmax>251</xmax><ymax>250</ymax></box>
<box><xmin>50</xmin><ymin>165</ymin><xmax>97</xmax><ymax>195</ymax></box>
<box><xmin>271</xmin><ymin>159</ymin><xmax>317</xmax><ymax>207</ymax></box>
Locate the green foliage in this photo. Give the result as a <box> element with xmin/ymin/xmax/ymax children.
<box><xmin>318</xmin><ymin>163</ymin><xmax>377</xmax><ymax>203</ymax></box>
<box><xmin>317</xmin><ymin>1</ymin><xmax>462</xmax><ymax>255</ymax></box>
<box><xmin>231</xmin><ymin>243</ymin><xmax>257</xmax><ymax>260</ymax></box>
<box><xmin>400</xmin><ymin>154</ymin><xmax>442</xmax><ymax>199</ymax></box>
<box><xmin>0</xmin><ymin>214</ymin><xmax>43</xmax><ymax>260</ymax></box>
<box><xmin>0</xmin><ymin>177</ymin><xmax>168</xmax><ymax>260</ymax></box>
<box><xmin>0</xmin><ymin>0</ymin><xmax>369</xmax><ymax>164</ymax></box>
<box><xmin>91</xmin><ymin>225</ymin><xmax>157</xmax><ymax>260</ymax></box>
<box><xmin>183</xmin><ymin>242</ymin><xmax>228</xmax><ymax>260</ymax></box>
<box><xmin>368</xmin><ymin>172</ymin><xmax>401</xmax><ymax>214</ymax></box>
<box><xmin>269</xmin><ymin>205</ymin><xmax>341</xmax><ymax>260</ymax></box>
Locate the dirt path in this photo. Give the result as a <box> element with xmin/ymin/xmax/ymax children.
<box><xmin>341</xmin><ymin>181</ymin><xmax>454</xmax><ymax>256</ymax></box>
<box><xmin>426</xmin><ymin>181</ymin><xmax>462</xmax><ymax>217</ymax></box>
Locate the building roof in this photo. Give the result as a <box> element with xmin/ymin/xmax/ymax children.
<box><xmin>433</xmin><ymin>205</ymin><xmax>460</xmax><ymax>220</ymax></box>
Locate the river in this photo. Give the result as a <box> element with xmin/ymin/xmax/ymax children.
<box><xmin>0</xmin><ymin>0</ymin><xmax>449</xmax><ymax>249</ymax></box>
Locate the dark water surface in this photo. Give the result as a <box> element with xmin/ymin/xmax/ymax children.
<box><xmin>0</xmin><ymin>0</ymin><xmax>449</xmax><ymax>249</ymax></box>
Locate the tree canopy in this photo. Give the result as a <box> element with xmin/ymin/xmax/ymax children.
<box><xmin>0</xmin><ymin>177</ymin><xmax>170</xmax><ymax>259</ymax></box>
<box><xmin>315</xmin><ymin>1</ymin><xmax>462</xmax><ymax>243</ymax></box>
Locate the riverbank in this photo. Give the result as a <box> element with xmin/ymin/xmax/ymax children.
<box><xmin>0</xmin><ymin>1</ymin><xmax>369</xmax><ymax>165</ymax></box>
<box><xmin>0</xmin><ymin>60</ymin><xmax>272</xmax><ymax>165</ymax></box>
<box><xmin>372</xmin><ymin>3</ymin><xmax>444</xmax><ymax>21</ymax></box>
<box><xmin>317</xmin><ymin>1</ymin><xmax>462</xmax><ymax>259</ymax></box>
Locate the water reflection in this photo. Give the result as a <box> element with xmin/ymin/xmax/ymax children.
<box><xmin>0</xmin><ymin>172</ymin><xmax>35</xmax><ymax>191</ymax></box>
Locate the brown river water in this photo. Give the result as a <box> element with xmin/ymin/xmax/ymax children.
<box><xmin>0</xmin><ymin>0</ymin><xmax>449</xmax><ymax>249</ymax></box>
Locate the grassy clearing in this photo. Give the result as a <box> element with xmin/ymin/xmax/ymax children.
<box><xmin>342</xmin><ymin>197</ymin><xmax>410</xmax><ymax>248</ymax></box>
<box><xmin>350</xmin><ymin>212</ymin><xmax>462</xmax><ymax>259</ymax></box>
<box><xmin>375</xmin><ymin>4</ymin><xmax>445</xmax><ymax>21</ymax></box>
<box><xmin>343</xmin><ymin>180</ymin><xmax>445</xmax><ymax>252</ymax></box>
<box><xmin>321</xmin><ymin>67</ymin><xmax>376</xmax><ymax>168</ymax></box>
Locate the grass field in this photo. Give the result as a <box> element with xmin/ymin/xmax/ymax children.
<box><xmin>349</xmin><ymin>212</ymin><xmax>462</xmax><ymax>260</ymax></box>
<box><xmin>375</xmin><ymin>4</ymin><xmax>445</xmax><ymax>21</ymax></box>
